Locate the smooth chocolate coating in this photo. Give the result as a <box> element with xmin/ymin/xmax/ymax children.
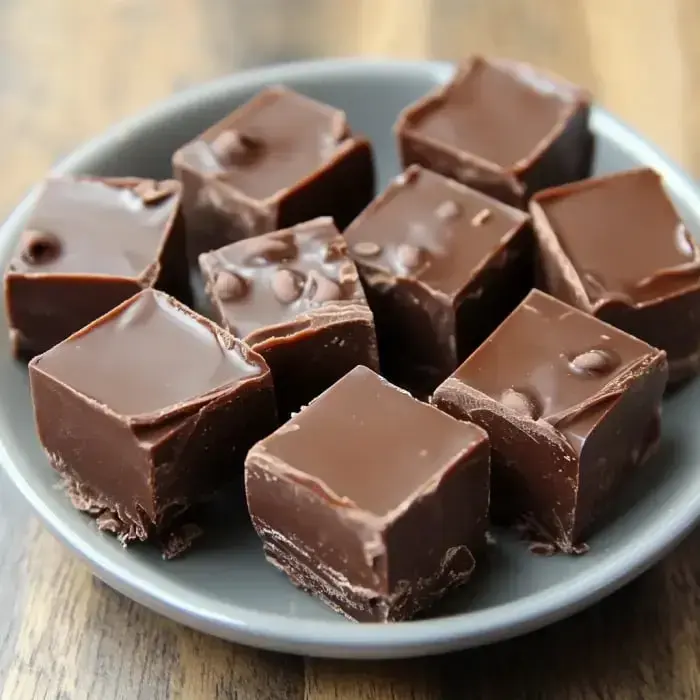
<box><xmin>395</xmin><ymin>56</ymin><xmax>593</xmax><ymax>207</ymax></box>
<box><xmin>344</xmin><ymin>165</ymin><xmax>532</xmax><ymax>396</ymax></box>
<box><xmin>432</xmin><ymin>290</ymin><xmax>668</xmax><ymax>551</ymax></box>
<box><xmin>531</xmin><ymin>168</ymin><xmax>700</xmax><ymax>385</ymax></box>
<box><xmin>5</xmin><ymin>177</ymin><xmax>191</xmax><ymax>360</ymax></box>
<box><xmin>200</xmin><ymin>217</ymin><xmax>379</xmax><ymax>418</ymax></box>
<box><xmin>246</xmin><ymin>365</ymin><xmax>490</xmax><ymax>621</ymax></box>
<box><xmin>29</xmin><ymin>289</ymin><xmax>277</xmax><ymax>553</ymax></box>
<box><xmin>173</xmin><ymin>86</ymin><xmax>375</xmax><ymax>261</ymax></box>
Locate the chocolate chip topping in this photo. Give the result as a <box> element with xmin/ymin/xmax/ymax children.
<box><xmin>210</xmin><ymin>129</ymin><xmax>260</xmax><ymax>165</ymax></box>
<box><xmin>396</xmin><ymin>243</ymin><xmax>423</xmax><ymax>272</ymax></box>
<box><xmin>213</xmin><ymin>270</ymin><xmax>246</xmax><ymax>301</ymax></box>
<box><xmin>500</xmin><ymin>388</ymin><xmax>541</xmax><ymax>419</ymax></box>
<box><xmin>471</xmin><ymin>208</ymin><xmax>491</xmax><ymax>226</ymax></box>
<box><xmin>568</xmin><ymin>349</ymin><xmax>619</xmax><ymax>376</ymax></box>
<box><xmin>306</xmin><ymin>269</ymin><xmax>341</xmax><ymax>303</ymax></box>
<box><xmin>435</xmin><ymin>199</ymin><xmax>461</xmax><ymax>221</ymax></box>
<box><xmin>241</xmin><ymin>236</ymin><xmax>297</xmax><ymax>266</ymax></box>
<box><xmin>352</xmin><ymin>241</ymin><xmax>381</xmax><ymax>258</ymax></box>
<box><xmin>19</xmin><ymin>230</ymin><xmax>61</xmax><ymax>265</ymax></box>
<box><xmin>132</xmin><ymin>179</ymin><xmax>177</xmax><ymax>205</ymax></box>
<box><xmin>271</xmin><ymin>268</ymin><xmax>304</xmax><ymax>304</ymax></box>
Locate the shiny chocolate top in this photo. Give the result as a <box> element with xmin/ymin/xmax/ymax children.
<box><xmin>199</xmin><ymin>217</ymin><xmax>366</xmax><ymax>343</ymax></box>
<box><xmin>398</xmin><ymin>56</ymin><xmax>587</xmax><ymax>169</ymax></box>
<box><xmin>344</xmin><ymin>165</ymin><xmax>528</xmax><ymax>297</ymax></box>
<box><xmin>256</xmin><ymin>365</ymin><xmax>487</xmax><ymax>517</ymax></box>
<box><xmin>174</xmin><ymin>86</ymin><xmax>355</xmax><ymax>201</ymax></box>
<box><xmin>9</xmin><ymin>177</ymin><xmax>180</xmax><ymax>278</ymax></box>
<box><xmin>532</xmin><ymin>168</ymin><xmax>700</xmax><ymax>304</ymax></box>
<box><xmin>451</xmin><ymin>290</ymin><xmax>663</xmax><ymax>448</ymax></box>
<box><xmin>31</xmin><ymin>289</ymin><xmax>265</xmax><ymax>417</ymax></box>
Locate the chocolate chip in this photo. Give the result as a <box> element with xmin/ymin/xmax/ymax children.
<box><xmin>213</xmin><ymin>270</ymin><xmax>246</xmax><ymax>301</ymax></box>
<box><xmin>323</xmin><ymin>240</ymin><xmax>347</xmax><ymax>262</ymax></box>
<box><xmin>396</xmin><ymin>243</ymin><xmax>423</xmax><ymax>272</ymax></box>
<box><xmin>500</xmin><ymin>388</ymin><xmax>540</xmax><ymax>419</ymax></box>
<box><xmin>394</xmin><ymin>166</ymin><xmax>420</xmax><ymax>187</ymax></box>
<box><xmin>306</xmin><ymin>269</ymin><xmax>341</xmax><ymax>303</ymax></box>
<box><xmin>210</xmin><ymin>129</ymin><xmax>259</xmax><ymax>165</ymax></box>
<box><xmin>132</xmin><ymin>179</ymin><xmax>176</xmax><ymax>205</ymax></box>
<box><xmin>435</xmin><ymin>200</ymin><xmax>461</xmax><ymax>221</ymax></box>
<box><xmin>471</xmin><ymin>208</ymin><xmax>491</xmax><ymax>226</ymax></box>
<box><xmin>19</xmin><ymin>230</ymin><xmax>61</xmax><ymax>265</ymax></box>
<box><xmin>352</xmin><ymin>241</ymin><xmax>381</xmax><ymax>258</ymax></box>
<box><xmin>242</xmin><ymin>236</ymin><xmax>296</xmax><ymax>266</ymax></box>
<box><xmin>569</xmin><ymin>349</ymin><xmax>618</xmax><ymax>376</ymax></box>
<box><xmin>271</xmin><ymin>268</ymin><xmax>304</xmax><ymax>304</ymax></box>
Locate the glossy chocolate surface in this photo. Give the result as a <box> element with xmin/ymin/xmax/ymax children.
<box><xmin>345</xmin><ymin>165</ymin><xmax>532</xmax><ymax>395</ymax></box>
<box><xmin>532</xmin><ymin>168</ymin><xmax>700</xmax><ymax>384</ymax></box>
<box><xmin>395</xmin><ymin>56</ymin><xmax>593</xmax><ymax>207</ymax></box>
<box><xmin>246</xmin><ymin>366</ymin><xmax>490</xmax><ymax>621</ymax></box>
<box><xmin>433</xmin><ymin>290</ymin><xmax>668</xmax><ymax>550</ymax></box>
<box><xmin>5</xmin><ymin>177</ymin><xmax>190</xmax><ymax>359</ymax></box>
<box><xmin>173</xmin><ymin>86</ymin><xmax>374</xmax><ymax>260</ymax></box>
<box><xmin>36</xmin><ymin>288</ymin><xmax>263</xmax><ymax>417</ymax></box>
<box><xmin>29</xmin><ymin>289</ymin><xmax>277</xmax><ymax>553</ymax></box>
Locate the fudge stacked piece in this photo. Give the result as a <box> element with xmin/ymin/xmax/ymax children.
<box><xmin>5</xmin><ymin>54</ymin><xmax>690</xmax><ymax>623</ymax></box>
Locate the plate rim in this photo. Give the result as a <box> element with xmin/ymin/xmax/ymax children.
<box><xmin>2</xmin><ymin>57</ymin><xmax>700</xmax><ymax>659</ymax></box>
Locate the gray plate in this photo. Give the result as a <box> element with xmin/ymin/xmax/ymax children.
<box><xmin>2</xmin><ymin>58</ymin><xmax>700</xmax><ymax>660</ymax></box>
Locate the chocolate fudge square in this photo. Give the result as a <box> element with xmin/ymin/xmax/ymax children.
<box><xmin>395</xmin><ymin>56</ymin><xmax>593</xmax><ymax>208</ymax></box>
<box><xmin>29</xmin><ymin>289</ymin><xmax>277</xmax><ymax>553</ymax></box>
<box><xmin>246</xmin><ymin>365</ymin><xmax>490</xmax><ymax>622</ymax></box>
<box><xmin>432</xmin><ymin>290</ymin><xmax>667</xmax><ymax>553</ymax></box>
<box><xmin>344</xmin><ymin>165</ymin><xmax>532</xmax><ymax>397</ymax></box>
<box><xmin>172</xmin><ymin>85</ymin><xmax>375</xmax><ymax>261</ymax></box>
<box><xmin>4</xmin><ymin>176</ymin><xmax>190</xmax><ymax>360</ymax></box>
<box><xmin>200</xmin><ymin>217</ymin><xmax>379</xmax><ymax>418</ymax></box>
<box><xmin>532</xmin><ymin>168</ymin><xmax>700</xmax><ymax>386</ymax></box>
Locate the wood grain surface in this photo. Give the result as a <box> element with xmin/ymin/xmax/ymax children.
<box><xmin>1</xmin><ymin>1</ymin><xmax>699</xmax><ymax>698</ymax></box>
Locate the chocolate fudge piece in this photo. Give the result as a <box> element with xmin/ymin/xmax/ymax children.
<box><xmin>246</xmin><ymin>365</ymin><xmax>490</xmax><ymax>622</ymax></box>
<box><xmin>344</xmin><ymin>165</ymin><xmax>532</xmax><ymax>396</ymax></box>
<box><xmin>199</xmin><ymin>217</ymin><xmax>379</xmax><ymax>418</ymax></box>
<box><xmin>172</xmin><ymin>86</ymin><xmax>375</xmax><ymax>261</ymax></box>
<box><xmin>5</xmin><ymin>176</ymin><xmax>190</xmax><ymax>360</ymax></box>
<box><xmin>432</xmin><ymin>290</ymin><xmax>668</xmax><ymax>553</ymax></box>
<box><xmin>531</xmin><ymin>168</ymin><xmax>700</xmax><ymax>386</ymax></box>
<box><xmin>395</xmin><ymin>56</ymin><xmax>593</xmax><ymax>208</ymax></box>
<box><xmin>29</xmin><ymin>289</ymin><xmax>277</xmax><ymax>553</ymax></box>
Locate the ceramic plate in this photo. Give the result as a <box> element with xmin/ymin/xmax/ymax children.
<box><xmin>2</xmin><ymin>59</ymin><xmax>700</xmax><ymax>660</ymax></box>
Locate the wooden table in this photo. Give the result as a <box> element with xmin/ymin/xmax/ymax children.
<box><xmin>1</xmin><ymin>1</ymin><xmax>699</xmax><ymax>697</ymax></box>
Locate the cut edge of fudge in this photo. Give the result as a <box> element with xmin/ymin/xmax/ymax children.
<box><xmin>245</xmin><ymin>366</ymin><xmax>491</xmax><ymax>621</ymax></box>
<box><xmin>29</xmin><ymin>289</ymin><xmax>276</xmax><ymax>555</ymax></box>
<box><xmin>431</xmin><ymin>291</ymin><xmax>668</xmax><ymax>552</ymax></box>
<box><xmin>395</xmin><ymin>56</ymin><xmax>591</xmax><ymax>177</ymax></box>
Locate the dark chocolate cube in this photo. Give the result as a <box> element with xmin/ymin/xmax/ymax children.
<box><xmin>172</xmin><ymin>86</ymin><xmax>375</xmax><ymax>261</ymax></box>
<box><xmin>395</xmin><ymin>56</ymin><xmax>593</xmax><ymax>208</ymax></box>
<box><xmin>29</xmin><ymin>289</ymin><xmax>277</xmax><ymax>553</ymax></box>
<box><xmin>246</xmin><ymin>365</ymin><xmax>490</xmax><ymax>622</ymax></box>
<box><xmin>432</xmin><ymin>290</ymin><xmax>667</xmax><ymax>552</ymax></box>
<box><xmin>531</xmin><ymin>167</ymin><xmax>700</xmax><ymax>386</ymax></box>
<box><xmin>199</xmin><ymin>217</ymin><xmax>379</xmax><ymax>418</ymax></box>
<box><xmin>344</xmin><ymin>165</ymin><xmax>532</xmax><ymax>397</ymax></box>
<box><xmin>4</xmin><ymin>177</ymin><xmax>190</xmax><ymax>360</ymax></box>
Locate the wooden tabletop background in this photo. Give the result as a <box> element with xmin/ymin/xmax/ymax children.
<box><xmin>2</xmin><ymin>0</ymin><xmax>700</xmax><ymax>698</ymax></box>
